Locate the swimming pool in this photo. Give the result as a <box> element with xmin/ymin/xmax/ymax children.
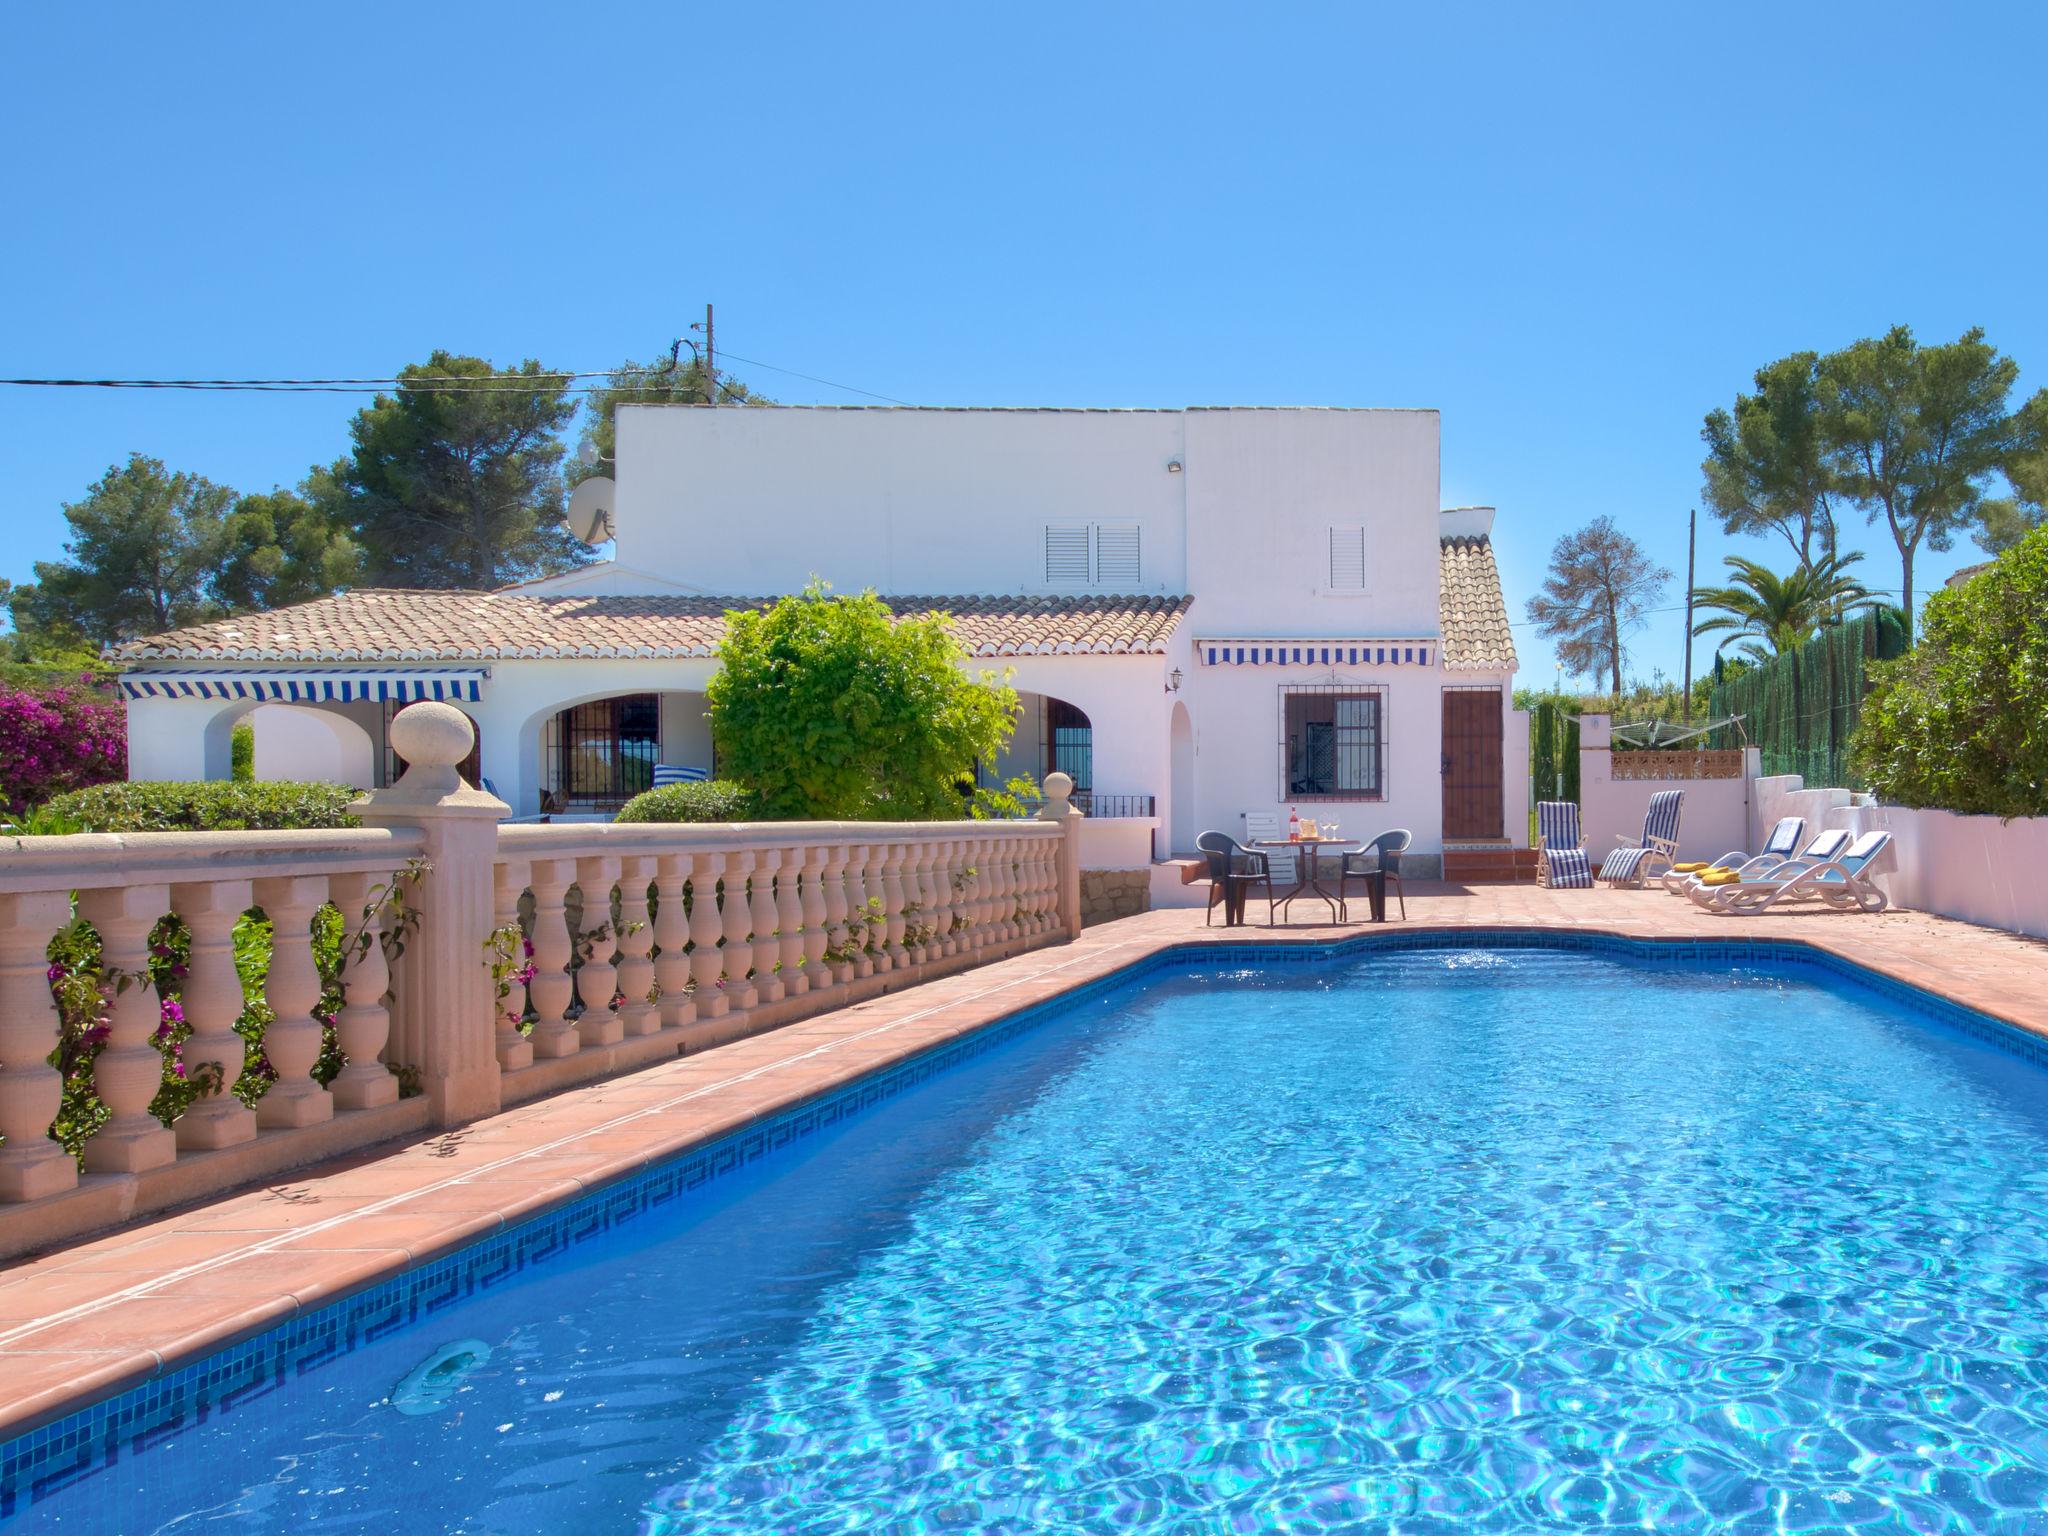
<box><xmin>10</xmin><ymin>937</ymin><xmax>2048</xmax><ymax>1532</ymax></box>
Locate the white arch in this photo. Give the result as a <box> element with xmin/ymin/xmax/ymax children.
<box><xmin>250</xmin><ymin>704</ymin><xmax>377</xmax><ymax>790</ymax></box>
<box><xmin>1169</xmin><ymin>700</ymin><xmax>1196</xmax><ymax>855</ymax></box>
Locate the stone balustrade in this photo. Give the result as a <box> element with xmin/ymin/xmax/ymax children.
<box><xmin>0</xmin><ymin>705</ymin><xmax>1083</xmax><ymax>1257</ymax></box>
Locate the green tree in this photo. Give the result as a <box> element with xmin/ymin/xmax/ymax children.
<box><xmin>213</xmin><ymin>483</ymin><xmax>360</xmax><ymax>613</ymax></box>
<box><xmin>10</xmin><ymin>454</ymin><xmax>232</xmax><ymax>646</ymax></box>
<box><xmin>707</xmin><ymin>584</ymin><xmax>1019</xmax><ymax>819</ymax></box>
<box><xmin>1524</xmin><ymin>516</ymin><xmax>1671</xmax><ymax>696</ymax></box>
<box><xmin>338</xmin><ymin>351</ymin><xmax>591</xmax><ymax>587</ymax></box>
<box><xmin>572</xmin><ymin>345</ymin><xmax>770</xmax><ymax>477</ymax></box>
<box><xmin>1818</xmin><ymin>325</ymin><xmax>2018</xmax><ymax>631</ymax></box>
<box><xmin>1977</xmin><ymin>386</ymin><xmax>2047</xmax><ymax>554</ymax></box>
<box><xmin>1700</xmin><ymin>351</ymin><xmax>1841</xmax><ymax>570</ymax></box>
<box><xmin>1689</xmin><ymin>552</ymin><xmax>1881</xmax><ymax>663</ymax></box>
<box><xmin>1852</xmin><ymin>522</ymin><xmax>2048</xmax><ymax>817</ymax></box>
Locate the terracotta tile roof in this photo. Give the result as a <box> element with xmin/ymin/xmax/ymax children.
<box><xmin>111</xmin><ymin>590</ymin><xmax>1195</xmax><ymax>662</ymax></box>
<box><xmin>1438</xmin><ymin>535</ymin><xmax>1517</xmax><ymax>670</ymax></box>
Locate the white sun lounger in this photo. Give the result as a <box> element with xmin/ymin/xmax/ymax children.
<box><xmin>1659</xmin><ymin>815</ymin><xmax>1806</xmax><ymax>894</ymax></box>
<box><xmin>1684</xmin><ymin>828</ymin><xmax>1850</xmax><ymax>911</ymax></box>
<box><xmin>1695</xmin><ymin>830</ymin><xmax>1894</xmax><ymax>915</ymax></box>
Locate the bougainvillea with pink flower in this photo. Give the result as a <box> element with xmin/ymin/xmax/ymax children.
<box><xmin>0</xmin><ymin>675</ymin><xmax>126</xmax><ymax>813</ymax></box>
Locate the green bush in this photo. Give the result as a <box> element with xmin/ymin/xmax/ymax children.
<box><xmin>39</xmin><ymin>779</ymin><xmax>363</xmax><ymax>832</ymax></box>
<box><xmin>613</xmin><ymin>779</ymin><xmax>758</xmax><ymax>824</ymax></box>
<box><xmin>230</xmin><ymin>721</ymin><xmax>255</xmax><ymax>782</ymax></box>
<box><xmin>1851</xmin><ymin>525</ymin><xmax>2048</xmax><ymax>817</ymax></box>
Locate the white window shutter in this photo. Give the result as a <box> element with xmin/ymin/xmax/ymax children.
<box><xmin>1095</xmin><ymin>524</ymin><xmax>1141</xmax><ymax>587</ymax></box>
<box><xmin>1328</xmin><ymin>526</ymin><xmax>1367</xmax><ymax>590</ymax></box>
<box><xmin>1045</xmin><ymin>526</ymin><xmax>1092</xmax><ymax>586</ymax></box>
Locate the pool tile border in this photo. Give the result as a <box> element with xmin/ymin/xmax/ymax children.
<box><xmin>3</xmin><ymin>925</ymin><xmax>2045</xmax><ymax>1519</ymax></box>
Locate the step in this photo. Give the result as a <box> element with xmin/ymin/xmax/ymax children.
<box><xmin>1443</xmin><ymin>846</ymin><xmax>1539</xmax><ymax>884</ymax></box>
<box><xmin>1156</xmin><ymin>857</ymin><xmax>1207</xmax><ymax>886</ymax></box>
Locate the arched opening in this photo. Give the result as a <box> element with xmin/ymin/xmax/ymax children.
<box><xmin>250</xmin><ymin>704</ymin><xmax>379</xmax><ymax>789</ymax></box>
<box><xmin>1169</xmin><ymin>701</ymin><xmax>1196</xmax><ymax>855</ymax></box>
<box><xmin>998</xmin><ymin>691</ymin><xmax>1093</xmax><ymax>796</ymax></box>
<box><xmin>523</xmin><ymin>691</ymin><xmax>713</xmax><ymax>815</ymax></box>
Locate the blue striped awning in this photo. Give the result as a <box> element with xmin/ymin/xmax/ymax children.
<box><xmin>119</xmin><ymin>669</ymin><xmax>488</xmax><ymax>704</ymax></box>
<box><xmin>1196</xmin><ymin>641</ymin><xmax>1434</xmax><ymax>668</ymax></box>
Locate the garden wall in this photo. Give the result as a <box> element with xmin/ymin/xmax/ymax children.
<box><xmin>1752</xmin><ymin>773</ymin><xmax>2048</xmax><ymax>940</ymax></box>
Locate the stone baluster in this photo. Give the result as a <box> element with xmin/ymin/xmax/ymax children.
<box><xmin>928</xmin><ymin>839</ymin><xmax>956</xmax><ymax>957</ymax></box>
<box><xmin>574</xmin><ymin>857</ymin><xmax>623</xmax><ymax>1047</ymax></box>
<box><xmin>916</xmin><ymin>841</ymin><xmax>944</xmax><ymax>960</ymax></box>
<box><xmin>819</xmin><ymin>845</ymin><xmax>852</xmax><ymax>985</ymax></box>
<box><xmin>615</xmin><ymin>856</ymin><xmax>659</xmax><ymax>1037</ymax></box>
<box><xmin>900</xmin><ymin>842</ymin><xmax>927</xmax><ymax>964</ymax></box>
<box><xmin>0</xmin><ymin>892</ymin><xmax>80</xmax><ymax>1200</ymax></box>
<box><xmin>327</xmin><ymin>872</ymin><xmax>399</xmax><ymax>1111</ymax></box>
<box><xmin>166</xmin><ymin>879</ymin><xmax>258</xmax><ymax>1150</ymax></box>
<box><xmin>749</xmin><ymin>850</ymin><xmax>785</xmax><ymax>1003</ymax></box>
<box><xmin>983</xmin><ymin>836</ymin><xmax>1009</xmax><ymax>944</ymax></box>
<box><xmin>77</xmin><ymin>885</ymin><xmax>180</xmax><ymax>1171</ymax></box>
<box><xmin>880</xmin><ymin>843</ymin><xmax>909</xmax><ymax>969</ymax></box>
<box><xmin>800</xmin><ymin>846</ymin><xmax>832</xmax><ymax>991</ymax></box>
<box><xmin>491</xmin><ymin>861</ymin><xmax>534</xmax><ymax>1071</ymax></box>
<box><xmin>947</xmin><ymin>843</ymin><xmax>974</xmax><ymax>954</ymax></box>
<box><xmin>722</xmin><ymin>851</ymin><xmax>759</xmax><ymax>1009</ymax></box>
<box><xmin>526</xmin><ymin>858</ymin><xmax>580</xmax><ymax>1059</ymax></box>
<box><xmin>999</xmin><ymin>835</ymin><xmax>1022</xmax><ymax>941</ymax></box>
<box><xmin>249</xmin><ymin>876</ymin><xmax>333</xmax><ymax>1130</ymax></box>
<box><xmin>842</xmin><ymin>846</ymin><xmax>874</xmax><ymax>977</ymax></box>
<box><xmin>775</xmin><ymin>846</ymin><xmax>808</xmax><ymax>996</ymax></box>
<box><xmin>653</xmin><ymin>853</ymin><xmax>697</xmax><ymax>1029</ymax></box>
<box><xmin>690</xmin><ymin>852</ymin><xmax>729</xmax><ymax>1017</ymax></box>
<box><xmin>1029</xmin><ymin>833</ymin><xmax>1053</xmax><ymax>933</ymax></box>
<box><xmin>962</xmin><ymin>836</ymin><xmax>990</xmax><ymax>951</ymax></box>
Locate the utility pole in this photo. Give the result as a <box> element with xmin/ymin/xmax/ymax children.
<box><xmin>1681</xmin><ymin>506</ymin><xmax>1696</xmax><ymax>722</ymax></box>
<box><xmin>690</xmin><ymin>303</ymin><xmax>717</xmax><ymax>404</ymax></box>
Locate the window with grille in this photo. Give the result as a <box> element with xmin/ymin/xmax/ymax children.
<box><xmin>1044</xmin><ymin>523</ymin><xmax>1141</xmax><ymax>587</ymax></box>
<box><xmin>1328</xmin><ymin>526</ymin><xmax>1367</xmax><ymax>591</ymax></box>
<box><xmin>542</xmin><ymin>693</ymin><xmax>660</xmax><ymax>811</ymax></box>
<box><xmin>1043</xmin><ymin>698</ymin><xmax>1094</xmax><ymax>790</ymax></box>
<box><xmin>1280</xmin><ymin>685</ymin><xmax>1385</xmax><ymax>800</ymax></box>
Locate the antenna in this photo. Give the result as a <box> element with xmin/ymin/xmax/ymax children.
<box><xmin>565</xmin><ymin>477</ymin><xmax>615</xmax><ymax>546</ymax></box>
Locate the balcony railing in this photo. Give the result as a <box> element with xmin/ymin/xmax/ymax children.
<box><xmin>1074</xmin><ymin>791</ymin><xmax>1156</xmax><ymax>818</ymax></box>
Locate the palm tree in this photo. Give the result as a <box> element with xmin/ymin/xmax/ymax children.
<box><xmin>1691</xmin><ymin>552</ymin><xmax>1882</xmax><ymax>743</ymax></box>
<box><xmin>1690</xmin><ymin>552</ymin><xmax>1879</xmax><ymax>663</ymax></box>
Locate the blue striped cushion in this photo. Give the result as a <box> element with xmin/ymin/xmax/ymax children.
<box><xmin>653</xmin><ymin>764</ymin><xmax>710</xmax><ymax>786</ymax></box>
<box><xmin>1536</xmin><ymin>801</ymin><xmax>1581</xmax><ymax>851</ymax></box>
<box><xmin>1643</xmin><ymin>790</ymin><xmax>1684</xmax><ymax>846</ymax></box>
<box><xmin>1600</xmin><ymin>846</ymin><xmax>1656</xmax><ymax>884</ymax></box>
<box><xmin>1545</xmin><ymin>848</ymin><xmax>1594</xmax><ymax>888</ymax></box>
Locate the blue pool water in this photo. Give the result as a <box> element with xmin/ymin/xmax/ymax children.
<box><xmin>16</xmin><ymin>946</ymin><xmax>2048</xmax><ymax>1533</ymax></box>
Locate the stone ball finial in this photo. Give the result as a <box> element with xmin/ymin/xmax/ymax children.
<box><xmin>1043</xmin><ymin>772</ymin><xmax>1074</xmax><ymax>799</ymax></box>
<box><xmin>389</xmin><ymin>701</ymin><xmax>474</xmax><ymax>769</ymax></box>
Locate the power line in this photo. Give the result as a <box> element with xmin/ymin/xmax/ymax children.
<box><xmin>709</xmin><ymin>345</ymin><xmax>911</xmax><ymax>405</ymax></box>
<box><xmin>0</xmin><ymin>368</ymin><xmax>678</xmax><ymax>394</ymax></box>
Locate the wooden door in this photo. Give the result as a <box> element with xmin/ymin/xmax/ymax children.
<box><xmin>1441</xmin><ymin>688</ymin><xmax>1504</xmax><ymax>840</ymax></box>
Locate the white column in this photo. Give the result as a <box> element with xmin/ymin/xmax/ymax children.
<box><xmin>328</xmin><ymin>872</ymin><xmax>399</xmax><ymax>1111</ymax></box>
<box><xmin>653</xmin><ymin>853</ymin><xmax>697</xmax><ymax>1029</ymax></box>
<box><xmin>820</xmin><ymin>845</ymin><xmax>852</xmax><ymax>986</ymax></box>
<box><xmin>168</xmin><ymin>879</ymin><xmax>259</xmax><ymax>1149</ymax></box>
<box><xmin>526</xmin><ymin>858</ymin><xmax>580</xmax><ymax>1059</ymax></box>
<box><xmin>250</xmin><ymin>875</ymin><xmax>334</xmax><ymax>1130</ymax></box>
<box><xmin>880</xmin><ymin>843</ymin><xmax>909</xmax><ymax>969</ymax></box>
<box><xmin>491</xmin><ymin>861</ymin><xmax>534</xmax><ymax>1072</ymax></box>
<box><xmin>615</xmin><ymin>855</ymin><xmax>659</xmax><ymax>1037</ymax></box>
<box><xmin>0</xmin><ymin>891</ymin><xmax>79</xmax><ymax>1200</ymax></box>
<box><xmin>690</xmin><ymin>851</ymin><xmax>729</xmax><ymax>1017</ymax></box>
<box><xmin>800</xmin><ymin>846</ymin><xmax>831</xmax><ymax>989</ymax></box>
<box><xmin>842</xmin><ymin>846</ymin><xmax>875</xmax><ymax>978</ymax></box>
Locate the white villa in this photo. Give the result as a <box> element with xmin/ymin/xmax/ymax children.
<box><xmin>114</xmin><ymin>405</ymin><xmax>1526</xmax><ymax>889</ymax></box>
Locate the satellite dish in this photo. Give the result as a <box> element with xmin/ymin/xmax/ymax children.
<box><xmin>565</xmin><ymin>476</ymin><xmax>615</xmax><ymax>545</ymax></box>
<box><xmin>575</xmin><ymin>438</ymin><xmax>600</xmax><ymax>468</ymax></box>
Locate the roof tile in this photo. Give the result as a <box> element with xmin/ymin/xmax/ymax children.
<box><xmin>1438</xmin><ymin>536</ymin><xmax>1517</xmax><ymax>670</ymax></box>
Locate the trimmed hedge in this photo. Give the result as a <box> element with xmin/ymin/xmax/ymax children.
<box><xmin>613</xmin><ymin>779</ymin><xmax>758</xmax><ymax>824</ymax></box>
<box><xmin>1851</xmin><ymin>524</ymin><xmax>2048</xmax><ymax>817</ymax></box>
<box><xmin>38</xmin><ymin>780</ymin><xmax>363</xmax><ymax>832</ymax></box>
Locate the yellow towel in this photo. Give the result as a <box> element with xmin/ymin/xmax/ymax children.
<box><xmin>1699</xmin><ymin>870</ymin><xmax>1741</xmax><ymax>886</ymax></box>
<box><xmin>1673</xmin><ymin>861</ymin><xmax>1710</xmax><ymax>873</ymax></box>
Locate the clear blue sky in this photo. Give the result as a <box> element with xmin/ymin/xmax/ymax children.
<box><xmin>4</xmin><ymin>2</ymin><xmax>2042</xmax><ymax>688</ymax></box>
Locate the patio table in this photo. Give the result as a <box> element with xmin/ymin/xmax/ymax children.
<box><xmin>1255</xmin><ymin>837</ymin><xmax>1353</xmax><ymax>923</ymax></box>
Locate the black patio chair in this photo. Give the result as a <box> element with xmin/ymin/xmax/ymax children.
<box><xmin>1196</xmin><ymin>831</ymin><xmax>1277</xmax><ymax>926</ymax></box>
<box><xmin>1340</xmin><ymin>829</ymin><xmax>1412</xmax><ymax>920</ymax></box>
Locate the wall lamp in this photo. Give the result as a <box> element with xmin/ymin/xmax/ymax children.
<box><xmin>1164</xmin><ymin>667</ymin><xmax>1183</xmax><ymax>694</ymax></box>
<box><xmin>1166</xmin><ymin>458</ymin><xmax>1183</xmax><ymax>473</ymax></box>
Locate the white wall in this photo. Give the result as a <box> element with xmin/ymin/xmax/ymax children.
<box><xmin>1754</xmin><ymin>773</ymin><xmax>2048</xmax><ymax>939</ymax></box>
<box><xmin>1077</xmin><ymin>817</ymin><xmax>1159</xmax><ymax>871</ymax></box>
<box><xmin>615</xmin><ymin>407</ymin><xmax>1191</xmax><ymax>597</ymax></box>
<box><xmin>250</xmin><ymin>704</ymin><xmax>376</xmax><ymax>789</ymax></box>
<box><xmin>1577</xmin><ymin>715</ymin><xmax>1754</xmax><ymax>862</ymax></box>
<box><xmin>124</xmin><ymin>696</ymin><xmax>248</xmax><ymax>781</ymax></box>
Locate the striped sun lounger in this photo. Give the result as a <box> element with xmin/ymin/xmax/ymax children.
<box><xmin>1599</xmin><ymin>790</ymin><xmax>1684</xmax><ymax>888</ymax></box>
<box><xmin>652</xmin><ymin>764</ymin><xmax>711</xmax><ymax>787</ymax></box>
<box><xmin>1535</xmin><ymin>801</ymin><xmax>1593</xmax><ymax>889</ymax></box>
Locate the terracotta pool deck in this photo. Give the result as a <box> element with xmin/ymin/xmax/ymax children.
<box><xmin>4</xmin><ymin>881</ymin><xmax>2047</xmax><ymax>1441</ymax></box>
